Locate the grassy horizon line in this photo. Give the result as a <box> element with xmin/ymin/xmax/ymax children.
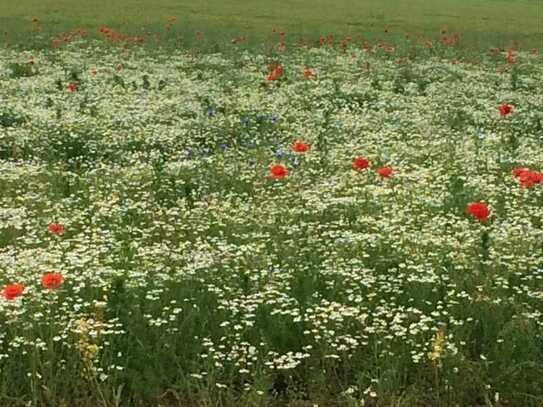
<box><xmin>2</xmin><ymin>0</ymin><xmax>543</xmax><ymax>49</ymax></box>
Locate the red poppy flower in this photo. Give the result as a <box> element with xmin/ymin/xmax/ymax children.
<box><xmin>352</xmin><ymin>157</ymin><xmax>370</xmax><ymax>171</ymax></box>
<box><xmin>67</xmin><ymin>82</ymin><xmax>77</xmax><ymax>92</ymax></box>
<box><xmin>48</xmin><ymin>223</ymin><xmax>64</xmax><ymax>235</ymax></box>
<box><xmin>292</xmin><ymin>140</ymin><xmax>310</xmax><ymax>153</ymax></box>
<box><xmin>511</xmin><ymin>168</ymin><xmax>543</xmax><ymax>188</ymax></box>
<box><xmin>270</xmin><ymin>164</ymin><xmax>288</xmax><ymax>179</ymax></box>
<box><xmin>2</xmin><ymin>283</ymin><xmax>24</xmax><ymax>300</ymax></box>
<box><xmin>506</xmin><ymin>49</ymin><xmax>514</xmax><ymax>65</ymax></box>
<box><xmin>518</xmin><ymin>171</ymin><xmax>543</xmax><ymax>188</ymax></box>
<box><xmin>498</xmin><ymin>104</ymin><xmax>513</xmax><ymax>116</ymax></box>
<box><xmin>41</xmin><ymin>272</ymin><xmax>64</xmax><ymax>290</ymax></box>
<box><xmin>512</xmin><ymin>167</ymin><xmax>529</xmax><ymax>178</ymax></box>
<box><xmin>377</xmin><ymin>166</ymin><xmax>393</xmax><ymax>178</ymax></box>
<box><xmin>466</xmin><ymin>202</ymin><xmax>490</xmax><ymax>221</ymax></box>
<box><xmin>303</xmin><ymin>68</ymin><xmax>313</xmax><ymax>79</ymax></box>
<box><xmin>267</xmin><ymin>66</ymin><xmax>283</xmax><ymax>81</ymax></box>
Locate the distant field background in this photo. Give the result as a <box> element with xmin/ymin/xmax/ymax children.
<box><xmin>2</xmin><ymin>0</ymin><xmax>543</xmax><ymax>49</ymax></box>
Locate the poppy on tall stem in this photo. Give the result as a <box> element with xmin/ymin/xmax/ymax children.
<box><xmin>498</xmin><ymin>104</ymin><xmax>513</xmax><ymax>116</ymax></box>
<box><xmin>2</xmin><ymin>283</ymin><xmax>24</xmax><ymax>300</ymax></box>
<box><xmin>515</xmin><ymin>169</ymin><xmax>543</xmax><ymax>188</ymax></box>
<box><xmin>41</xmin><ymin>272</ymin><xmax>64</xmax><ymax>290</ymax></box>
<box><xmin>269</xmin><ymin>164</ymin><xmax>288</xmax><ymax>179</ymax></box>
<box><xmin>267</xmin><ymin>66</ymin><xmax>283</xmax><ymax>81</ymax></box>
<box><xmin>466</xmin><ymin>202</ymin><xmax>490</xmax><ymax>222</ymax></box>
<box><xmin>48</xmin><ymin>223</ymin><xmax>64</xmax><ymax>235</ymax></box>
<box><xmin>377</xmin><ymin>166</ymin><xmax>393</xmax><ymax>178</ymax></box>
<box><xmin>292</xmin><ymin>140</ymin><xmax>310</xmax><ymax>153</ymax></box>
<box><xmin>352</xmin><ymin>157</ymin><xmax>370</xmax><ymax>171</ymax></box>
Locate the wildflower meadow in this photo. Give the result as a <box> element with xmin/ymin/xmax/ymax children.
<box><xmin>1</xmin><ymin>23</ymin><xmax>543</xmax><ymax>406</ymax></box>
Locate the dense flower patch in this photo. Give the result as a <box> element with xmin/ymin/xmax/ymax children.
<box><xmin>0</xmin><ymin>41</ymin><xmax>542</xmax><ymax>405</ymax></box>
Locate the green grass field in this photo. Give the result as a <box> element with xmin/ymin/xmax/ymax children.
<box><xmin>2</xmin><ymin>0</ymin><xmax>543</xmax><ymax>48</ymax></box>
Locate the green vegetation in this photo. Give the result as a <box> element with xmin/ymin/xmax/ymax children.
<box><xmin>2</xmin><ymin>0</ymin><xmax>543</xmax><ymax>49</ymax></box>
<box><xmin>2</xmin><ymin>1</ymin><xmax>543</xmax><ymax>406</ymax></box>
<box><xmin>1</xmin><ymin>39</ymin><xmax>543</xmax><ymax>405</ymax></box>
